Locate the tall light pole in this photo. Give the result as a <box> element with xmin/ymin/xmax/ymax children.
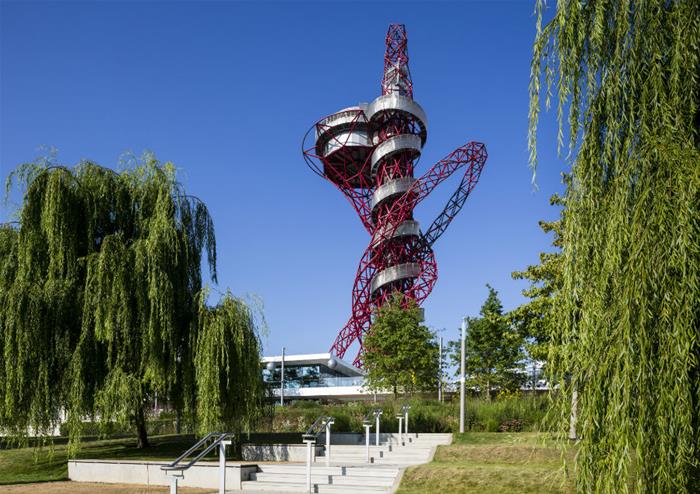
<box><xmin>459</xmin><ymin>317</ymin><xmax>467</xmax><ymax>433</ymax></box>
<box><xmin>280</xmin><ymin>347</ymin><xmax>285</xmax><ymax>406</ymax></box>
<box><xmin>438</xmin><ymin>336</ymin><xmax>443</xmax><ymax>402</ymax></box>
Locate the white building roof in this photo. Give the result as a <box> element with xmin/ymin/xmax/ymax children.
<box><xmin>261</xmin><ymin>352</ymin><xmax>363</xmax><ymax>377</ymax></box>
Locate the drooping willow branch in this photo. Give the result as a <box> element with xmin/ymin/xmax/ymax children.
<box><xmin>0</xmin><ymin>153</ymin><xmax>264</xmax><ymax>452</ymax></box>
<box><xmin>529</xmin><ymin>1</ymin><xmax>699</xmax><ymax>493</ymax></box>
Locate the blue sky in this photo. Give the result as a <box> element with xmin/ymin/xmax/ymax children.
<box><xmin>0</xmin><ymin>1</ymin><xmax>564</xmax><ymax>358</ymax></box>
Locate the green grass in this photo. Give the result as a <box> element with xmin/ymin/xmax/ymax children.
<box><xmin>0</xmin><ymin>434</ymin><xmax>198</xmax><ymax>485</ymax></box>
<box><xmin>0</xmin><ymin>431</ymin><xmax>321</xmax><ymax>485</ymax></box>
<box><xmin>397</xmin><ymin>432</ymin><xmax>575</xmax><ymax>494</ymax></box>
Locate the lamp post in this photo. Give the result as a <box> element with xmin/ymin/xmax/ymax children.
<box><xmin>438</xmin><ymin>336</ymin><xmax>443</xmax><ymax>402</ymax></box>
<box><xmin>459</xmin><ymin>317</ymin><xmax>467</xmax><ymax>433</ymax></box>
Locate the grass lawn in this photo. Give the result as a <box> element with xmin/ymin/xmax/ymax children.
<box><xmin>0</xmin><ymin>431</ymin><xmax>308</xmax><ymax>486</ymax></box>
<box><xmin>397</xmin><ymin>432</ymin><xmax>575</xmax><ymax>494</ymax></box>
<box><xmin>0</xmin><ymin>435</ymin><xmax>198</xmax><ymax>485</ymax></box>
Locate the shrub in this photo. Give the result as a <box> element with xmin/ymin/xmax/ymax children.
<box><xmin>266</xmin><ymin>394</ymin><xmax>549</xmax><ymax>433</ymax></box>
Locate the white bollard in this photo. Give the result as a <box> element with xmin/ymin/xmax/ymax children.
<box><xmin>219</xmin><ymin>439</ymin><xmax>231</xmax><ymax>494</ymax></box>
<box><xmin>375</xmin><ymin>414</ymin><xmax>380</xmax><ymax>446</ymax></box>
<box><xmin>364</xmin><ymin>424</ymin><xmax>371</xmax><ymax>463</ymax></box>
<box><xmin>304</xmin><ymin>439</ymin><xmax>314</xmax><ymax>493</ymax></box>
<box><xmin>169</xmin><ymin>476</ymin><xmax>178</xmax><ymax>494</ymax></box>
<box><xmin>325</xmin><ymin>422</ymin><xmax>332</xmax><ymax>466</ymax></box>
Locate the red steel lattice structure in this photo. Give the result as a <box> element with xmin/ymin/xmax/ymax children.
<box><xmin>303</xmin><ymin>24</ymin><xmax>488</xmax><ymax>367</ymax></box>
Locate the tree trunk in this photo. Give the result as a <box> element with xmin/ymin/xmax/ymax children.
<box><xmin>568</xmin><ymin>387</ymin><xmax>578</xmax><ymax>441</ymax></box>
<box><xmin>486</xmin><ymin>379</ymin><xmax>491</xmax><ymax>401</ymax></box>
<box><xmin>135</xmin><ymin>405</ymin><xmax>150</xmax><ymax>448</ymax></box>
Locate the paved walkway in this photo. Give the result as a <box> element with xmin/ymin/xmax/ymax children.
<box><xmin>0</xmin><ymin>481</ymin><xmax>209</xmax><ymax>494</ymax></box>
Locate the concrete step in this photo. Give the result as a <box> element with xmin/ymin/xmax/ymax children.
<box><xmin>258</xmin><ymin>465</ymin><xmax>399</xmax><ymax>477</ymax></box>
<box><xmin>328</xmin><ymin>445</ymin><xmax>433</xmax><ymax>452</ymax></box>
<box><xmin>326</xmin><ymin>456</ymin><xmax>429</xmax><ymax>464</ymax></box>
<box><xmin>253</xmin><ymin>473</ymin><xmax>395</xmax><ymax>487</ymax></box>
<box><xmin>238</xmin><ymin>435</ymin><xmax>446</xmax><ymax>493</ymax></box>
<box><xmin>241</xmin><ymin>480</ymin><xmax>390</xmax><ymax>493</ymax></box>
<box><xmin>327</xmin><ymin>453</ymin><xmax>429</xmax><ymax>460</ymax></box>
<box><xmin>328</xmin><ymin>452</ymin><xmax>431</xmax><ymax>459</ymax></box>
<box><xmin>329</xmin><ymin>448</ymin><xmax>432</xmax><ymax>454</ymax></box>
<box><xmin>329</xmin><ymin>451</ymin><xmax>430</xmax><ymax>457</ymax></box>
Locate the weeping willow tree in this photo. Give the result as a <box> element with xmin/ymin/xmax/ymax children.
<box><xmin>530</xmin><ymin>1</ymin><xmax>699</xmax><ymax>492</ymax></box>
<box><xmin>195</xmin><ymin>290</ymin><xmax>265</xmax><ymax>435</ymax></box>
<box><xmin>0</xmin><ymin>153</ymin><xmax>265</xmax><ymax>451</ymax></box>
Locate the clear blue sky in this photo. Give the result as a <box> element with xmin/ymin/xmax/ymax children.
<box><xmin>0</xmin><ymin>1</ymin><xmax>564</xmax><ymax>358</ymax></box>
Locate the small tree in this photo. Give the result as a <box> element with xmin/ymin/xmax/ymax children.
<box><xmin>450</xmin><ymin>285</ymin><xmax>524</xmax><ymax>400</ymax></box>
<box><xmin>363</xmin><ymin>294</ymin><xmax>438</xmax><ymax>398</ymax></box>
<box><xmin>510</xmin><ymin>194</ymin><xmax>565</xmax><ymax>372</ymax></box>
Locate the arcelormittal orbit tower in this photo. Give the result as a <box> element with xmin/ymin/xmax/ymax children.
<box><xmin>303</xmin><ymin>24</ymin><xmax>488</xmax><ymax>367</ymax></box>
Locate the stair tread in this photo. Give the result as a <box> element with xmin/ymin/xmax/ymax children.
<box><xmin>241</xmin><ymin>480</ymin><xmax>390</xmax><ymax>493</ymax></box>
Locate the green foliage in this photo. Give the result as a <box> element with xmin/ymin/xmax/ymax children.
<box><xmin>363</xmin><ymin>294</ymin><xmax>439</xmax><ymax>397</ymax></box>
<box><xmin>449</xmin><ymin>286</ymin><xmax>525</xmax><ymax>399</ymax></box>
<box><xmin>0</xmin><ymin>154</ymin><xmax>264</xmax><ymax>453</ymax></box>
<box><xmin>194</xmin><ymin>291</ymin><xmax>266</xmax><ymax>435</ymax></box>
<box><xmin>510</xmin><ymin>195</ymin><xmax>564</xmax><ymax>365</ymax></box>
<box><xmin>266</xmin><ymin>396</ymin><xmax>548</xmax><ymax>434</ymax></box>
<box><xmin>530</xmin><ymin>1</ymin><xmax>700</xmax><ymax>492</ymax></box>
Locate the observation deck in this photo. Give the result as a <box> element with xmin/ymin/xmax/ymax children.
<box><xmin>303</xmin><ymin>24</ymin><xmax>487</xmax><ymax>367</ymax></box>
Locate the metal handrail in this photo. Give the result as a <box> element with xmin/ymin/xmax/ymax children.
<box><xmin>363</xmin><ymin>408</ymin><xmax>382</xmax><ymax>425</ymax></box>
<box><xmin>163</xmin><ymin>432</ymin><xmax>218</xmax><ymax>469</ymax></box>
<box><xmin>302</xmin><ymin>415</ymin><xmax>333</xmax><ymax>441</ymax></box>
<box><xmin>161</xmin><ymin>432</ymin><xmax>232</xmax><ymax>472</ymax></box>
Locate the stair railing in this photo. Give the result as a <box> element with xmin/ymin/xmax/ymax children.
<box><xmin>161</xmin><ymin>432</ymin><xmax>233</xmax><ymax>494</ymax></box>
<box><xmin>301</xmin><ymin>415</ymin><xmax>334</xmax><ymax>493</ymax></box>
<box><xmin>362</xmin><ymin>408</ymin><xmax>383</xmax><ymax>462</ymax></box>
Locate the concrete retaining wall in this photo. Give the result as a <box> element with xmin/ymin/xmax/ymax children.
<box><xmin>68</xmin><ymin>460</ymin><xmax>257</xmax><ymax>490</ymax></box>
<box><xmin>242</xmin><ymin>443</ymin><xmax>323</xmax><ymax>462</ymax></box>
<box><xmin>321</xmin><ymin>432</ymin><xmax>409</xmax><ymax>445</ymax></box>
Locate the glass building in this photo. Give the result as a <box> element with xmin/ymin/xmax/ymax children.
<box><xmin>261</xmin><ymin>353</ymin><xmax>369</xmax><ymax>400</ymax></box>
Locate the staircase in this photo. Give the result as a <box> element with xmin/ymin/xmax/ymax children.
<box><xmin>238</xmin><ymin>433</ymin><xmax>452</xmax><ymax>493</ymax></box>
